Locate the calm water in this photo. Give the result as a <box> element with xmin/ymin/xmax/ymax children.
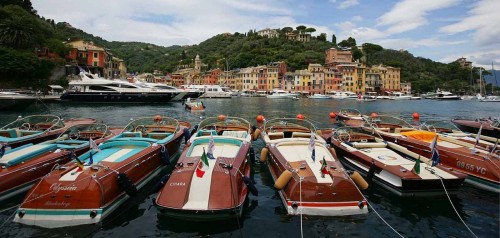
<box><xmin>0</xmin><ymin>98</ymin><xmax>499</xmax><ymax>238</ymax></box>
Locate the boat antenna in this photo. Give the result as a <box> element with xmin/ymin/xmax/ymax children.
<box><xmin>492</xmin><ymin>62</ymin><xmax>497</xmax><ymax>95</ymax></box>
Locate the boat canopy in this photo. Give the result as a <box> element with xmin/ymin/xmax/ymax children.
<box><xmin>400</xmin><ymin>130</ymin><xmax>439</xmax><ymax>142</ymax></box>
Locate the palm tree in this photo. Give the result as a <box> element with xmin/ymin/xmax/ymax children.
<box><xmin>0</xmin><ymin>18</ymin><xmax>35</xmax><ymax>48</ymax></box>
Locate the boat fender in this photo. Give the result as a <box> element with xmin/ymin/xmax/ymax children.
<box><xmin>190</xmin><ymin>124</ymin><xmax>199</xmax><ymax>136</ymax></box>
<box><xmin>252</xmin><ymin>128</ymin><xmax>261</xmax><ymax>141</ymax></box>
<box><xmin>248</xmin><ymin>147</ymin><xmax>256</xmax><ymax>164</ymax></box>
<box><xmin>183</xmin><ymin>128</ymin><xmax>191</xmax><ymax>144</ymax></box>
<box><xmin>350</xmin><ymin>171</ymin><xmax>369</xmax><ymax>190</ymax></box>
<box><xmin>161</xmin><ymin>146</ymin><xmax>170</xmax><ymax>165</ymax></box>
<box><xmin>274</xmin><ymin>170</ymin><xmax>293</xmax><ymax>190</ymax></box>
<box><xmin>117</xmin><ymin>173</ymin><xmax>138</xmax><ymax>196</ymax></box>
<box><xmin>243</xmin><ymin>176</ymin><xmax>258</xmax><ymax>196</ymax></box>
<box><xmin>152</xmin><ymin>173</ymin><xmax>171</xmax><ymax>194</ymax></box>
<box><xmin>316</xmin><ymin>130</ymin><xmax>322</xmax><ymax>137</ymax></box>
<box><xmin>259</xmin><ymin>148</ymin><xmax>268</xmax><ymax>162</ymax></box>
<box><xmin>329</xmin><ymin>148</ymin><xmax>337</xmax><ymax>158</ymax></box>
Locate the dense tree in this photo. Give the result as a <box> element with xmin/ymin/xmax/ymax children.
<box><xmin>305</xmin><ymin>27</ymin><xmax>316</xmax><ymax>34</ymax></box>
<box><xmin>317</xmin><ymin>33</ymin><xmax>327</xmax><ymax>41</ymax></box>
<box><xmin>331</xmin><ymin>34</ymin><xmax>337</xmax><ymax>45</ymax></box>
<box><xmin>296</xmin><ymin>25</ymin><xmax>306</xmax><ymax>33</ymax></box>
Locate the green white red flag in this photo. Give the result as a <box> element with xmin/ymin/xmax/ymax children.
<box><xmin>196</xmin><ymin>148</ymin><xmax>209</xmax><ymax>177</ymax></box>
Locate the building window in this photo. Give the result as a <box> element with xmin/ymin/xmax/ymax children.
<box><xmin>93</xmin><ymin>62</ymin><xmax>98</xmax><ymax>66</ymax></box>
<box><xmin>94</xmin><ymin>53</ymin><xmax>98</xmax><ymax>58</ymax></box>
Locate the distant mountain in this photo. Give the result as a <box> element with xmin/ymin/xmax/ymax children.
<box><xmin>483</xmin><ymin>70</ymin><xmax>499</xmax><ymax>86</ymax></box>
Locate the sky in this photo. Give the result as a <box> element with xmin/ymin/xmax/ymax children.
<box><xmin>32</xmin><ymin>0</ymin><xmax>500</xmax><ymax>68</ymax></box>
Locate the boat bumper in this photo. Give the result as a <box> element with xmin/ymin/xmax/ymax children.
<box><xmin>13</xmin><ymin>208</ymin><xmax>103</xmax><ymax>228</ymax></box>
<box><xmin>285</xmin><ymin>201</ymin><xmax>368</xmax><ymax>216</ymax></box>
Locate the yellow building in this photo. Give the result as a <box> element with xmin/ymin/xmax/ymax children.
<box><xmin>338</xmin><ymin>64</ymin><xmax>356</xmax><ymax>92</ymax></box>
<box><xmin>295</xmin><ymin>69</ymin><xmax>312</xmax><ymax>94</ymax></box>
<box><xmin>374</xmin><ymin>65</ymin><xmax>401</xmax><ymax>93</ymax></box>
<box><xmin>266</xmin><ymin>65</ymin><xmax>279</xmax><ymax>91</ymax></box>
<box><xmin>354</xmin><ymin>65</ymin><xmax>366</xmax><ymax>94</ymax></box>
<box><xmin>238</xmin><ymin>67</ymin><xmax>259</xmax><ymax>91</ymax></box>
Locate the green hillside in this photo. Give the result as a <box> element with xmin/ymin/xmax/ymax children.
<box><xmin>0</xmin><ymin>1</ymin><xmax>493</xmax><ymax>93</ymax></box>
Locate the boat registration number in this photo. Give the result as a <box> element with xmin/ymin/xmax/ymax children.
<box><xmin>456</xmin><ymin>161</ymin><xmax>486</xmax><ymax>174</ymax></box>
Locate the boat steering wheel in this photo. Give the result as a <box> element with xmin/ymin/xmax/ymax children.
<box><xmin>69</xmin><ymin>131</ymin><xmax>80</xmax><ymax>140</ymax></box>
<box><xmin>20</xmin><ymin>123</ymin><xmax>31</xmax><ymax>130</ymax></box>
<box><xmin>135</xmin><ymin>125</ymin><xmax>147</xmax><ymax>135</ymax></box>
<box><xmin>334</xmin><ymin>129</ymin><xmax>351</xmax><ymax>143</ymax></box>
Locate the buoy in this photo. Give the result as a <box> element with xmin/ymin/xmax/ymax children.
<box><xmin>329</xmin><ymin>112</ymin><xmax>336</xmax><ymax>119</ymax></box>
<box><xmin>256</xmin><ymin>115</ymin><xmax>265</xmax><ymax>123</ymax></box>
<box><xmin>252</xmin><ymin>128</ymin><xmax>261</xmax><ymax>141</ymax></box>
<box><xmin>296</xmin><ymin>114</ymin><xmax>305</xmax><ymax>120</ymax></box>
<box><xmin>117</xmin><ymin>173</ymin><xmax>138</xmax><ymax>196</ymax></box>
<box><xmin>217</xmin><ymin>114</ymin><xmax>226</xmax><ymax>121</ymax></box>
<box><xmin>412</xmin><ymin>112</ymin><xmax>420</xmax><ymax>120</ymax></box>
<box><xmin>243</xmin><ymin>176</ymin><xmax>258</xmax><ymax>196</ymax></box>
<box><xmin>260</xmin><ymin>148</ymin><xmax>268</xmax><ymax>162</ymax></box>
<box><xmin>370</xmin><ymin>112</ymin><xmax>378</xmax><ymax>118</ymax></box>
<box><xmin>350</xmin><ymin>171</ymin><xmax>369</xmax><ymax>190</ymax></box>
<box><xmin>153</xmin><ymin>115</ymin><xmax>162</xmax><ymax>123</ymax></box>
<box><xmin>274</xmin><ymin>170</ymin><xmax>293</xmax><ymax>190</ymax></box>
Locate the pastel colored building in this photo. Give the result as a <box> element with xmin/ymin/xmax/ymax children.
<box><xmin>308</xmin><ymin>64</ymin><xmax>325</xmax><ymax>94</ymax></box>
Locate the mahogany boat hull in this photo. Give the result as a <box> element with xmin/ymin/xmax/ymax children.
<box><xmin>155</xmin><ymin>140</ymin><xmax>251</xmax><ymax>221</ymax></box>
<box><xmin>452</xmin><ymin>119</ymin><xmax>499</xmax><ymax>138</ymax></box>
<box><xmin>13</xmin><ymin>120</ymin><xmax>187</xmax><ymax>228</ymax></box>
<box><xmin>380</xmin><ymin>133</ymin><xmax>499</xmax><ymax>193</ymax></box>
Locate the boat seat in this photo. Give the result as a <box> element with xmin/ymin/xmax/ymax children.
<box><xmin>351</xmin><ymin>142</ymin><xmax>387</xmax><ymax>148</ymax></box>
<box><xmin>292</xmin><ymin>132</ymin><xmax>312</xmax><ymax>138</ymax></box>
<box><xmin>0</xmin><ymin>129</ymin><xmax>19</xmax><ymax>138</ymax></box>
<box><xmin>222</xmin><ymin>130</ymin><xmax>247</xmax><ymax>138</ymax></box>
<box><xmin>377</xmin><ymin>128</ymin><xmax>390</xmax><ymax>132</ymax></box>
<box><xmin>197</xmin><ymin>130</ymin><xmax>217</xmax><ymax>137</ymax></box>
<box><xmin>268</xmin><ymin>132</ymin><xmax>284</xmax><ymax>140</ymax></box>
<box><xmin>0</xmin><ymin>144</ymin><xmax>57</xmax><ymax>166</ymax></box>
<box><xmin>394</xmin><ymin>128</ymin><xmax>414</xmax><ymax>133</ymax></box>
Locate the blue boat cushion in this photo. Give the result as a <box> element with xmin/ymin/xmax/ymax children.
<box><xmin>187</xmin><ymin>137</ymin><xmax>242</xmax><ymax>157</ymax></box>
<box><xmin>0</xmin><ymin>144</ymin><xmax>57</xmax><ymax>167</ymax></box>
<box><xmin>197</xmin><ymin>130</ymin><xmax>218</xmax><ymax>137</ymax></box>
<box><xmin>78</xmin><ymin>140</ymin><xmax>150</xmax><ymax>164</ymax></box>
<box><xmin>0</xmin><ymin>129</ymin><xmax>19</xmax><ymax>138</ymax></box>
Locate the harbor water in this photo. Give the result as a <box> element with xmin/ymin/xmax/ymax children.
<box><xmin>0</xmin><ymin>98</ymin><xmax>498</xmax><ymax>237</ymax></box>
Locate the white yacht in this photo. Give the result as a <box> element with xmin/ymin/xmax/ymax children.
<box><xmin>389</xmin><ymin>92</ymin><xmax>412</xmax><ymax>100</ymax></box>
<box><xmin>328</xmin><ymin>91</ymin><xmax>357</xmax><ymax>99</ymax></box>
<box><xmin>181</xmin><ymin>85</ymin><xmax>233</xmax><ymax>98</ymax></box>
<box><xmin>308</xmin><ymin>93</ymin><xmax>331</xmax><ymax>99</ymax></box>
<box><xmin>266</xmin><ymin>89</ymin><xmax>297</xmax><ymax>99</ymax></box>
<box><xmin>134</xmin><ymin>81</ymin><xmax>203</xmax><ymax>101</ymax></box>
<box><xmin>61</xmin><ymin>73</ymin><xmax>179</xmax><ymax>103</ymax></box>
<box><xmin>434</xmin><ymin>90</ymin><xmax>461</xmax><ymax>100</ymax></box>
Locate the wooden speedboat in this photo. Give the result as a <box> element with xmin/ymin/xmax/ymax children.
<box><xmin>13</xmin><ymin>116</ymin><xmax>190</xmax><ymax>228</ymax></box>
<box><xmin>365</xmin><ymin>115</ymin><xmax>500</xmax><ymax>193</ymax></box>
<box><xmin>321</xmin><ymin>127</ymin><xmax>466</xmax><ymax>196</ymax></box>
<box><xmin>183</xmin><ymin>98</ymin><xmax>206</xmax><ymax>111</ymax></box>
<box><xmin>155</xmin><ymin>116</ymin><xmax>257</xmax><ymax>220</ymax></box>
<box><xmin>337</xmin><ymin>108</ymin><xmax>364</xmax><ymax>122</ymax></box>
<box><xmin>0</xmin><ymin>115</ymin><xmax>96</xmax><ymax>149</ymax></box>
<box><xmin>420</xmin><ymin>120</ymin><xmax>498</xmax><ymax>152</ymax></box>
<box><xmin>451</xmin><ymin>118</ymin><xmax>499</xmax><ymax>138</ymax></box>
<box><xmin>0</xmin><ymin>123</ymin><xmax>116</xmax><ymax>201</ymax></box>
<box><xmin>261</xmin><ymin>118</ymin><xmax>368</xmax><ymax>216</ymax></box>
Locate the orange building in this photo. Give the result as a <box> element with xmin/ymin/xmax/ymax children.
<box><xmin>66</xmin><ymin>40</ymin><xmax>109</xmax><ymax>76</ymax></box>
<box><xmin>325</xmin><ymin>48</ymin><xmax>352</xmax><ymax>67</ymax></box>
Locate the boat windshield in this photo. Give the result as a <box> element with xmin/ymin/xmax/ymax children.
<box><xmin>333</xmin><ymin>126</ymin><xmax>383</xmax><ymax>142</ymax></box>
<box><xmin>264</xmin><ymin>118</ymin><xmax>316</xmax><ymax>133</ymax></box>
<box><xmin>122</xmin><ymin>116</ymin><xmax>179</xmax><ymax>133</ymax></box>
<box><xmin>199</xmin><ymin>117</ymin><xmax>251</xmax><ymax>132</ymax></box>
<box><xmin>420</xmin><ymin>120</ymin><xmax>461</xmax><ymax>133</ymax></box>
<box><xmin>363</xmin><ymin>115</ymin><xmax>414</xmax><ymax>128</ymax></box>
<box><xmin>60</xmin><ymin>123</ymin><xmax>110</xmax><ymax>140</ymax></box>
<box><xmin>1</xmin><ymin>115</ymin><xmax>63</xmax><ymax>131</ymax></box>
<box><xmin>339</xmin><ymin>108</ymin><xmax>361</xmax><ymax>116</ymax></box>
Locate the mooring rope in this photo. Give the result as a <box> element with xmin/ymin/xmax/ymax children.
<box><xmin>428</xmin><ymin>167</ymin><xmax>478</xmax><ymax>238</ymax></box>
<box><xmin>299</xmin><ymin>176</ymin><xmax>304</xmax><ymax>238</ymax></box>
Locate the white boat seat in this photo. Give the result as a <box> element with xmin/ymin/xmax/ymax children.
<box><xmin>268</xmin><ymin>132</ymin><xmax>284</xmax><ymax>140</ymax></box>
<box><xmin>292</xmin><ymin>132</ymin><xmax>312</xmax><ymax>138</ymax></box>
<box><xmin>222</xmin><ymin>130</ymin><xmax>247</xmax><ymax>138</ymax></box>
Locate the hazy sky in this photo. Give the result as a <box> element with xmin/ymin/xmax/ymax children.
<box><xmin>32</xmin><ymin>0</ymin><xmax>499</xmax><ymax>68</ymax></box>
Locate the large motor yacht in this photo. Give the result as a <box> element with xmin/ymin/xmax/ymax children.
<box><xmin>60</xmin><ymin>73</ymin><xmax>179</xmax><ymax>103</ymax></box>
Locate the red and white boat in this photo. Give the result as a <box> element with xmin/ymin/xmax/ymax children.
<box><xmin>451</xmin><ymin>118</ymin><xmax>499</xmax><ymax>139</ymax></box>
<box><xmin>321</xmin><ymin>126</ymin><xmax>467</xmax><ymax>196</ymax></box>
<box><xmin>336</xmin><ymin>108</ymin><xmax>364</xmax><ymax>122</ymax></box>
<box><xmin>14</xmin><ymin>116</ymin><xmax>190</xmax><ymax>228</ymax></box>
<box><xmin>261</xmin><ymin>118</ymin><xmax>368</xmax><ymax>216</ymax></box>
<box><xmin>366</xmin><ymin>115</ymin><xmax>499</xmax><ymax>193</ymax></box>
<box><xmin>0</xmin><ymin>123</ymin><xmax>117</xmax><ymax>201</ymax></box>
<box><xmin>155</xmin><ymin>116</ymin><xmax>257</xmax><ymax>220</ymax></box>
<box><xmin>0</xmin><ymin>115</ymin><xmax>96</xmax><ymax>149</ymax></box>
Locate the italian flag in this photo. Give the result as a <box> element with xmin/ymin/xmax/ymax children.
<box><xmin>321</xmin><ymin>156</ymin><xmax>328</xmax><ymax>176</ymax></box>
<box><xmin>196</xmin><ymin>148</ymin><xmax>209</xmax><ymax>178</ymax></box>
